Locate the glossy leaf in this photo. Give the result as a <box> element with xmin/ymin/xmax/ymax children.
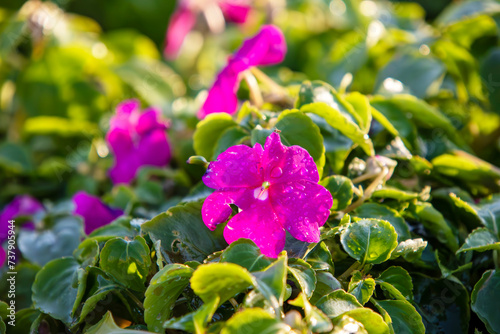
<box><xmin>319</xmin><ymin>175</ymin><xmax>354</xmax><ymax>211</ymax></box>
<box><xmin>457</xmin><ymin>228</ymin><xmax>500</xmax><ymax>253</ymax></box>
<box><xmin>144</xmin><ymin>264</ymin><xmax>194</xmax><ymax>332</ymax></box>
<box><xmin>340</xmin><ymin>219</ymin><xmax>398</xmax><ymax>265</ymax></box>
<box><xmin>99</xmin><ymin>236</ymin><xmax>151</xmax><ymax>291</ymax></box>
<box><xmin>348</xmin><ymin>272</ymin><xmax>375</xmax><ymax>305</ymax></box>
<box><xmin>375</xmin><ymin>300</ymin><xmax>425</xmax><ymax>334</ymax></box>
<box><xmin>220</xmin><ymin>239</ymin><xmax>274</xmax><ymax>272</ymax></box>
<box><xmin>287</xmin><ymin>258</ymin><xmax>317</xmax><ymax>299</ymax></box>
<box><xmin>193</xmin><ymin>113</ymin><xmax>237</xmax><ymax>160</ymax></box>
<box><xmin>315</xmin><ymin>290</ymin><xmax>362</xmax><ymax>319</ymax></box>
<box><xmin>471</xmin><ymin>270</ymin><xmax>500</xmax><ymax>334</ymax></box>
<box><xmin>141</xmin><ymin>201</ymin><xmax>227</xmax><ymax>263</ymax></box>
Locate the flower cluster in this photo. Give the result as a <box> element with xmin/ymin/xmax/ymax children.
<box><xmin>106</xmin><ymin>100</ymin><xmax>171</xmax><ymax>184</ymax></box>
<box><xmin>198</xmin><ymin>25</ymin><xmax>287</xmax><ymax>118</ymax></box>
<box><xmin>201</xmin><ymin>132</ymin><xmax>333</xmax><ymax>257</ymax></box>
<box><xmin>164</xmin><ymin>0</ymin><xmax>251</xmax><ymax>59</ymax></box>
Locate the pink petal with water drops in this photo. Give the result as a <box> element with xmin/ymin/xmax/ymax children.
<box><xmin>262</xmin><ymin>132</ymin><xmax>319</xmax><ymax>184</ymax></box>
<box><xmin>202</xmin><ymin>188</ymin><xmax>256</xmax><ymax>230</ymax></box>
<box><xmin>163</xmin><ymin>4</ymin><xmax>197</xmax><ymax>60</ymax></box>
<box><xmin>269</xmin><ymin>180</ymin><xmax>333</xmax><ymax>243</ymax></box>
<box><xmin>223</xmin><ymin>200</ymin><xmax>286</xmax><ymax>258</ymax></box>
<box><xmin>203</xmin><ymin>144</ymin><xmax>263</xmax><ymax>189</ymax></box>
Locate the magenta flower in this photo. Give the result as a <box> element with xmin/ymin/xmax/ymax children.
<box><xmin>198</xmin><ymin>24</ymin><xmax>287</xmax><ymax>119</ymax></box>
<box><xmin>73</xmin><ymin>191</ymin><xmax>124</xmax><ymax>235</ymax></box>
<box><xmin>0</xmin><ymin>195</ymin><xmax>44</xmax><ymax>266</ymax></box>
<box><xmin>164</xmin><ymin>0</ymin><xmax>252</xmax><ymax>60</ymax></box>
<box><xmin>201</xmin><ymin>132</ymin><xmax>333</xmax><ymax>257</ymax></box>
<box><xmin>106</xmin><ymin>100</ymin><xmax>171</xmax><ymax>185</ymax></box>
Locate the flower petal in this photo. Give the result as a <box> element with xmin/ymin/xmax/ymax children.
<box><xmin>136</xmin><ymin>108</ymin><xmax>168</xmax><ymax>135</ymax></box>
<box><xmin>269</xmin><ymin>180</ymin><xmax>332</xmax><ymax>243</ymax></box>
<box><xmin>0</xmin><ymin>247</ymin><xmax>5</xmax><ymax>267</ymax></box>
<box><xmin>232</xmin><ymin>25</ymin><xmax>287</xmax><ymax>67</ymax></box>
<box><xmin>219</xmin><ymin>2</ymin><xmax>251</xmax><ymax>23</ymax></box>
<box><xmin>224</xmin><ymin>200</ymin><xmax>286</xmax><ymax>258</ymax></box>
<box><xmin>262</xmin><ymin>132</ymin><xmax>319</xmax><ymax>184</ymax></box>
<box><xmin>164</xmin><ymin>5</ymin><xmax>197</xmax><ymax>60</ymax></box>
<box><xmin>73</xmin><ymin>191</ymin><xmax>123</xmax><ymax>235</ymax></box>
<box><xmin>201</xmin><ymin>188</ymin><xmax>256</xmax><ymax>230</ymax></box>
<box><xmin>0</xmin><ymin>195</ymin><xmax>43</xmax><ymax>241</ymax></box>
<box><xmin>198</xmin><ymin>67</ymin><xmax>240</xmax><ymax>118</ymax></box>
<box><xmin>203</xmin><ymin>144</ymin><xmax>263</xmax><ymax>189</ymax></box>
<box><xmin>137</xmin><ymin>129</ymin><xmax>171</xmax><ymax>168</ymax></box>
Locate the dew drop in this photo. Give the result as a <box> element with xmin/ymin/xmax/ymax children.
<box><xmin>271</xmin><ymin>167</ymin><xmax>283</xmax><ymax>178</ymax></box>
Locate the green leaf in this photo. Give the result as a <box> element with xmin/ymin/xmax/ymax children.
<box><xmin>319</xmin><ymin>176</ymin><xmax>354</xmax><ymax>211</ymax></box>
<box><xmin>344</xmin><ymin>92</ymin><xmax>372</xmax><ymax>134</ymax></box>
<box><xmin>221</xmin><ymin>308</ymin><xmax>290</xmax><ymax>334</ymax></box>
<box><xmin>375</xmin><ymin>300</ymin><xmax>425</xmax><ymax>334</ymax></box>
<box><xmin>73</xmin><ymin>238</ymin><xmax>100</xmax><ymax>268</ymax></box>
<box><xmin>213</xmin><ymin>126</ymin><xmax>249</xmax><ymax>158</ymax></box>
<box><xmin>348</xmin><ymin>272</ymin><xmax>375</xmax><ymax>305</ymax></box>
<box><xmin>412</xmin><ymin>275</ymin><xmax>470</xmax><ymax>334</ymax></box>
<box><xmin>471</xmin><ymin>270</ymin><xmax>500</xmax><ymax>334</ymax></box>
<box><xmin>315</xmin><ymin>290</ymin><xmax>362</xmax><ymax>319</ymax></box>
<box><xmin>144</xmin><ymin>264</ymin><xmax>194</xmax><ymax>332</ymax></box>
<box><xmin>301</xmin><ymin>102</ymin><xmax>373</xmax><ymax>156</ymax></box>
<box><xmin>32</xmin><ymin>257</ymin><xmax>83</xmax><ymax>325</ymax></box>
<box><xmin>354</xmin><ymin>203</ymin><xmax>411</xmax><ymax>242</ymax></box>
<box><xmin>376</xmin><ymin>267</ymin><xmax>413</xmax><ymax>301</ymax></box>
<box><xmin>457</xmin><ymin>228</ymin><xmax>500</xmax><ymax>253</ymax></box>
<box><xmin>304</xmin><ymin>241</ymin><xmax>335</xmax><ymax>273</ymax></box>
<box><xmin>375</xmin><ymin>55</ymin><xmax>445</xmax><ymax>98</ymax></box>
<box><xmin>407</xmin><ymin>202</ymin><xmax>458</xmax><ymax>252</ymax></box>
<box><xmin>252</xmin><ymin>110</ymin><xmax>326</xmax><ymax>176</ymax></box>
<box><xmin>193</xmin><ymin>113</ymin><xmax>236</xmax><ymax>160</ymax></box>
<box><xmin>390</xmin><ymin>239</ymin><xmax>428</xmax><ymax>262</ymax></box>
<box><xmin>141</xmin><ymin>201</ymin><xmax>227</xmax><ymax>263</ymax></box>
<box><xmin>86</xmin><ymin>311</ymin><xmax>155</xmax><ymax>333</ymax></box>
<box><xmin>340</xmin><ymin>219</ymin><xmax>398</xmax><ymax>265</ymax></box>
<box><xmin>371</xmin><ymin>187</ymin><xmax>421</xmax><ymax>201</ymax></box>
<box><xmin>289</xmin><ymin>293</ymin><xmax>333</xmax><ymax>333</ymax></box>
<box><xmin>331</xmin><ymin>314</ymin><xmax>368</xmax><ymax>334</ymax></box>
<box><xmin>99</xmin><ymin>236</ymin><xmax>151</xmax><ymax>291</ymax></box>
<box><xmin>288</xmin><ymin>258</ymin><xmax>317</xmax><ymax>299</ymax></box>
<box><xmin>431</xmin><ymin>154</ymin><xmax>500</xmax><ymax>191</ymax></box>
<box><xmin>0</xmin><ymin>143</ymin><xmax>34</xmax><ymax>173</ymax></box>
<box><xmin>191</xmin><ymin>263</ymin><xmax>255</xmax><ymax>304</ymax></box>
<box><xmin>310</xmin><ymin>272</ymin><xmax>342</xmax><ymax>305</ymax></box>
<box><xmin>220</xmin><ymin>239</ymin><xmax>274</xmax><ymax>272</ymax></box>
<box><xmin>338</xmin><ymin>308</ymin><xmax>391</xmax><ymax>334</ymax></box>
<box><xmin>253</xmin><ymin>254</ymin><xmax>288</xmax><ymax>311</ymax></box>
<box><xmin>18</xmin><ymin>216</ymin><xmax>83</xmax><ymax>266</ymax></box>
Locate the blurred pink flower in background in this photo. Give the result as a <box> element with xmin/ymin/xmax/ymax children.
<box><xmin>0</xmin><ymin>195</ymin><xmax>44</xmax><ymax>266</ymax></box>
<box><xmin>164</xmin><ymin>0</ymin><xmax>252</xmax><ymax>60</ymax></box>
<box><xmin>73</xmin><ymin>191</ymin><xmax>124</xmax><ymax>235</ymax></box>
<box><xmin>106</xmin><ymin>100</ymin><xmax>171</xmax><ymax>185</ymax></box>
<box><xmin>201</xmin><ymin>132</ymin><xmax>332</xmax><ymax>257</ymax></box>
<box><xmin>198</xmin><ymin>24</ymin><xmax>287</xmax><ymax>118</ymax></box>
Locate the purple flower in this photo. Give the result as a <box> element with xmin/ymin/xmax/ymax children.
<box><xmin>198</xmin><ymin>25</ymin><xmax>287</xmax><ymax>119</ymax></box>
<box><xmin>106</xmin><ymin>100</ymin><xmax>172</xmax><ymax>185</ymax></box>
<box><xmin>73</xmin><ymin>191</ymin><xmax>124</xmax><ymax>235</ymax></box>
<box><xmin>201</xmin><ymin>132</ymin><xmax>333</xmax><ymax>257</ymax></box>
<box><xmin>164</xmin><ymin>0</ymin><xmax>252</xmax><ymax>60</ymax></box>
<box><xmin>0</xmin><ymin>195</ymin><xmax>44</xmax><ymax>266</ymax></box>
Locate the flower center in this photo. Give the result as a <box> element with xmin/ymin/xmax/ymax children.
<box><xmin>253</xmin><ymin>181</ymin><xmax>270</xmax><ymax>201</ymax></box>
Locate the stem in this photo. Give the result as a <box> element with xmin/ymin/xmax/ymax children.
<box><xmin>242</xmin><ymin>70</ymin><xmax>264</xmax><ymax>108</ymax></box>
<box><xmin>344</xmin><ymin>167</ymin><xmax>388</xmax><ymax>213</ymax></box>
<box><xmin>202</xmin><ymin>3</ymin><xmax>225</xmax><ymax>34</ymax></box>
<box><xmin>250</xmin><ymin>67</ymin><xmax>287</xmax><ymax>95</ymax></box>
<box><xmin>338</xmin><ymin>261</ymin><xmax>361</xmax><ymax>282</ymax></box>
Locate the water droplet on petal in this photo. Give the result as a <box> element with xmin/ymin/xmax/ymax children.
<box><xmin>271</xmin><ymin>167</ymin><xmax>283</xmax><ymax>178</ymax></box>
